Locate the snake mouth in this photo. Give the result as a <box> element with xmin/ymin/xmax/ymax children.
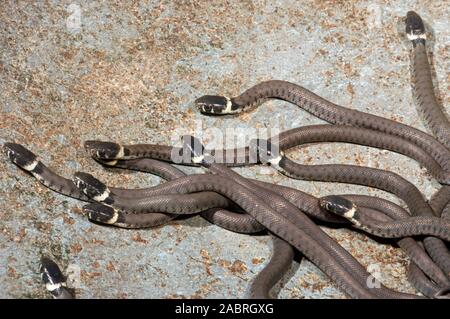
<box><xmin>405</xmin><ymin>11</ymin><xmax>426</xmax><ymax>39</ymax></box>
<box><xmin>73</xmin><ymin>172</ymin><xmax>112</xmax><ymax>203</ymax></box>
<box><xmin>3</xmin><ymin>143</ymin><xmax>38</xmax><ymax>170</ymax></box>
<box><xmin>84</xmin><ymin>140</ymin><xmax>123</xmax><ymax>159</ymax></box>
<box><xmin>83</xmin><ymin>203</ymin><xmax>119</xmax><ymax>224</ymax></box>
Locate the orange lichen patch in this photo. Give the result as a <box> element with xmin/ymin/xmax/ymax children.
<box><xmin>228</xmin><ymin>260</ymin><xmax>248</xmax><ymax>274</ymax></box>
<box><xmin>190</xmin><ymin>278</ymin><xmax>221</xmax><ymax>299</ymax></box>
<box><xmin>36</xmin><ymin>222</ymin><xmax>53</xmax><ymax>233</ymax></box>
<box><xmin>13</xmin><ymin>228</ymin><xmax>27</xmax><ymax>242</ymax></box>
<box><xmin>92</xmin><ymin>261</ymin><xmax>101</xmax><ymax>269</ymax></box>
<box><xmin>298</xmin><ymin>271</ymin><xmax>331</xmax><ymax>292</ymax></box>
<box><xmin>70</xmin><ymin>243</ymin><xmax>83</xmax><ymax>254</ymax></box>
<box><xmin>347</xmin><ymin>83</ymin><xmax>355</xmax><ymax>96</ymax></box>
<box><xmin>200</xmin><ymin>249</ymin><xmax>213</xmax><ymax>275</ymax></box>
<box><xmin>81</xmin><ymin>270</ymin><xmax>102</xmax><ymax>280</ymax></box>
<box><xmin>106</xmin><ymin>261</ymin><xmax>116</xmax><ymax>272</ymax></box>
<box><xmin>132</xmin><ymin>232</ymin><xmax>148</xmax><ymax>244</ymax></box>
<box><xmin>343</xmin><ymin>63</ymin><xmax>358</xmax><ymax>78</ymax></box>
<box><xmin>90</xmin><ymin>238</ymin><xmax>105</xmax><ymax>245</ymax></box>
<box><xmin>353</xmin><ymin>151</ymin><xmax>365</xmax><ymax>165</ymax></box>
<box><xmin>252</xmin><ymin>257</ymin><xmax>264</xmax><ymax>265</ymax></box>
<box><xmin>7</xmin><ymin>266</ymin><xmax>18</xmax><ymax>279</ymax></box>
<box><xmin>63</xmin><ymin>215</ymin><xmax>75</xmax><ymax>225</ymax></box>
<box><xmin>217</xmin><ymin>259</ymin><xmax>231</xmax><ymax>268</ymax></box>
<box><xmin>70</xmin><ymin>207</ymin><xmax>83</xmax><ymax>216</ymax></box>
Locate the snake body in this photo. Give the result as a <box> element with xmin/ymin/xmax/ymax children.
<box><xmin>406</xmin><ymin>11</ymin><xmax>450</xmax><ymax>150</ymax></box>
<box><xmin>248</xmin><ymin>235</ymin><xmax>295</xmax><ymax>299</ymax></box>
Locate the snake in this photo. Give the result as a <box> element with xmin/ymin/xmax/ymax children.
<box><xmin>248</xmin><ymin>235</ymin><xmax>296</xmax><ymax>299</ymax></box>
<box><xmin>408</xmin><ymin>262</ymin><xmax>450</xmax><ymax>299</ymax></box>
<box><xmin>406</xmin><ymin>11</ymin><xmax>450</xmax><ymax>222</ymax></box>
<box><xmin>406</xmin><ymin>11</ymin><xmax>450</xmax><ymax>150</ymax></box>
<box><xmin>319</xmin><ymin>195</ymin><xmax>450</xmax><ymax>241</ymax></box>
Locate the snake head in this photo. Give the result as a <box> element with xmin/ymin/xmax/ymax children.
<box><xmin>319</xmin><ymin>195</ymin><xmax>357</xmax><ymax>219</ymax></box>
<box><xmin>40</xmin><ymin>256</ymin><xmax>66</xmax><ymax>296</ymax></box>
<box><xmin>83</xmin><ymin>203</ymin><xmax>119</xmax><ymax>225</ymax></box>
<box><xmin>40</xmin><ymin>256</ymin><xmax>74</xmax><ymax>299</ymax></box>
<box><xmin>194</xmin><ymin>95</ymin><xmax>239</xmax><ymax>115</ymax></box>
<box><xmin>84</xmin><ymin>141</ymin><xmax>124</xmax><ymax>160</ymax></box>
<box><xmin>73</xmin><ymin>172</ymin><xmax>113</xmax><ymax>204</ymax></box>
<box><xmin>181</xmin><ymin>135</ymin><xmax>212</xmax><ymax>165</ymax></box>
<box><xmin>405</xmin><ymin>11</ymin><xmax>426</xmax><ymax>41</ymax></box>
<box><xmin>40</xmin><ymin>256</ymin><xmax>66</xmax><ymax>286</ymax></box>
<box><xmin>3</xmin><ymin>143</ymin><xmax>39</xmax><ymax>171</ymax></box>
<box><xmin>249</xmin><ymin>139</ymin><xmax>283</xmax><ymax>166</ymax></box>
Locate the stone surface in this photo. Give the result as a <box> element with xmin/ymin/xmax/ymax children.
<box><xmin>0</xmin><ymin>1</ymin><xmax>448</xmax><ymax>298</ymax></box>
